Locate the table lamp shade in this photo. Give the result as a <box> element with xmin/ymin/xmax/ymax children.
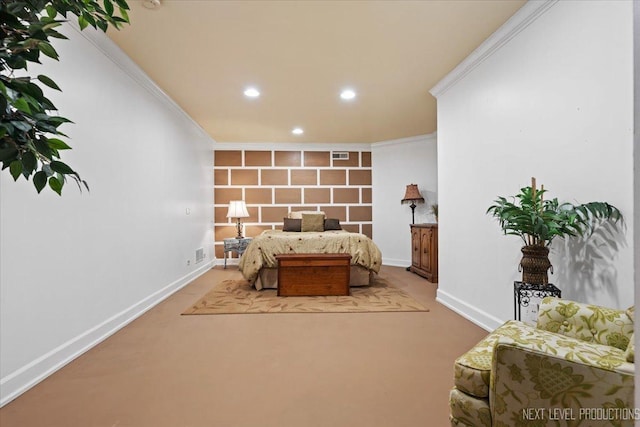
<box><xmin>227</xmin><ymin>200</ymin><xmax>249</xmax><ymax>239</ymax></box>
<box><xmin>226</xmin><ymin>200</ymin><xmax>249</xmax><ymax>218</ymax></box>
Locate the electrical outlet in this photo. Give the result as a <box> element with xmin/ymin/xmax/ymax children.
<box><xmin>187</xmin><ymin>260</ymin><xmax>191</xmax><ymax>266</ymax></box>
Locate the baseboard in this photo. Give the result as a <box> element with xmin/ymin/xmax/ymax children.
<box><xmin>0</xmin><ymin>261</ymin><xmax>213</xmax><ymax>407</ymax></box>
<box><xmin>381</xmin><ymin>258</ymin><xmax>410</xmax><ymax>268</ymax></box>
<box><xmin>214</xmin><ymin>258</ymin><xmax>239</xmax><ymax>267</ymax></box>
<box><xmin>436</xmin><ymin>288</ymin><xmax>503</xmax><ymax>332</ymax></box>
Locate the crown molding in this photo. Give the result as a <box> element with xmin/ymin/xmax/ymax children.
<box><xmin>430</xmin><ymin>0</ymin><xmax>558</xmax><ymax>98</ymax></box>
<box><xmin>214</xmin><ymin>133</ymin><xmax>437</xmax><ymax>151</ymax></box>
<box><xmin>213</xmin><ymin>141</ymin><xmax>374</xmax><ymax>151</ymax></box>
<box><xmin>371</xmin><ymin>132</ymin><xmax>436</xmax><ymax>148</ymax></box>
<box><xmin>66</xmin><ymin>22</ymin><xmax>214</xmax><ymax>144</ymax></box>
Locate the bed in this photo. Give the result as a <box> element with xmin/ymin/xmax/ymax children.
<box><xmin>238</xmin><ymin>226</ymin><xmax>383</xmax><ymax>291</ymax></box>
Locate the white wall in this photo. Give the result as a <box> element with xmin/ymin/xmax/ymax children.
<box><xmin>372</xmin><ymin>134</ymin><xmax>437</xmax><ymax>266</ymax></box>
<box><xmin>633</xmin><ymin>0</ymin><xmax>639</xmax><ymax>410</ymax></box>
<box><xmin>0</xmin><ymin>25</ymin><xmax>214</xmax><ymax>405</ymax></box>
<box><xmin>431</xmin><ymin>0</ymin><xmax>634</xmax><ymax>330</ymax></box>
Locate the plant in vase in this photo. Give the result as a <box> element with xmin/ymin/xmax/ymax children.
<box><xmin>431</xmin><ymin>204</ymin><xmax>438</xmax><ymax>222</ymax></box>
<box><xmin>486</xmin><ymin>177</ymin><xmax>622</xmax><ymax>285</ymax></box>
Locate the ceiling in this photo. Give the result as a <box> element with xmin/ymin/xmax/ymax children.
<box><xmin>107</xmin><ymin>0</ymin><xmax>525</xmax><ymax>144</ymax></box>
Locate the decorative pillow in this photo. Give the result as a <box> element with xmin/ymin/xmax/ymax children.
<box><xmin>324</xmin><ymin>218</ymin><xmax>342</xmax><ymax>230</ymax></box>
<box><xmin>625</xmin><ymin>332</ymin><xmax>635</xmax><ymax>363</ymax></box>
<box><xmin>289</xmin><ymin>210</ymin><xmax>326</xmax><ymax>220</ymax></box>
<box><xmin>301</xmin><ymin>214</ymin><xmax>325</xmax><ymax>232</ymax></box>
<box><xmin>282</xmin><ymin>218</ymin><xmax>301</xmax><ymax>232</ymax></box>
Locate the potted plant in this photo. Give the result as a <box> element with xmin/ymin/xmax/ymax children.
<box><xmin>486</xmin><ymin>178</ymin><xmax>622</xmax><ymax>285</ymax></box>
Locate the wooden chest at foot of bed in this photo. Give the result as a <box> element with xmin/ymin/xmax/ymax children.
<box><xmin>276</xmin><ymin>254</ymin><xmax>352</xmax><ymax>296</ymax></box>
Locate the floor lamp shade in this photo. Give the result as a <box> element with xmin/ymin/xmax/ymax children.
<box><xmin>401</xmin><ymin>184</ymin><xmax>424</xmax><ymax>224</ymax></box>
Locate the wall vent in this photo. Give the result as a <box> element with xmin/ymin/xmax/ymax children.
<box><xmin>332</xmin><ymin>151</ymin><xmax>349</xmax><ymax>160</ymax></box>
<box><xmin>195</xmin><ymin>248</ymin><xmax>205</xmax><ymax>264</ymax></box>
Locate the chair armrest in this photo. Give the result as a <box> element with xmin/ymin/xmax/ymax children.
<box><xmin>536</xmin><ymin>297</ymin><xmax>633</xmax><ymax>350</ymax></box>
<box><xmin>490</xmin><ymin>331</ymin><xmax>634</xmax><ymax>426</ymax></box>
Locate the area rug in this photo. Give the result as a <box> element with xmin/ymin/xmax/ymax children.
<box><xmin>182</xmin><ymin>277</ymin><xmax>428</xmax><ymax>315</ymax></box>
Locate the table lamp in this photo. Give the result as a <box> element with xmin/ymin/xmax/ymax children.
<box><xmin>226</xmin><ymin>200</ymin><xmax>250</xmax><ymax>238</ymax></box>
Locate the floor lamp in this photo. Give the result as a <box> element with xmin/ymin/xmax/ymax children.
<box><xmin>401</xmin><ymin>184</ymin><xmax>425</xmax><ymax>225</ymax></box>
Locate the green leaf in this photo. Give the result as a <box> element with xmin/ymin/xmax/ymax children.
<box><xmin>50</xmin><ymin>160</ymin><xmax>75</xmax><ymax>175</ymax></box>
<box><xmin>0</xmin><ymin>147</ymin><xmax>17</xmax><ymax>164</ymax></box>
<box><xmin>119</xmin><ymin>7</ymin><xmax>129</xmax><ymax>23</ymax></box>
<box><xmin>48</xmin><ymin>116</ymin><xmax>73</xmax><ymax>126</ymax></box>
<box><xmin>14</xmin><ymin>80</ymin><xmax>45</xmax><ymax>102</ymax></box>
<box><xmin>13</xmin><ymin>97</ymin><xmax>32</xmax><ymax>114</ymax></box>
<box><xmin>41</xmin><ymin>22</ymin><xmax>63</xmax><ymax>32</ymax></box>
<box><xmin>96</xmin><ymin>20</ymin><xmax>108</xmax><ymax>32</ymax></box>
<box><xmin>10</xmin><ymin>160</ymin><xmax>23</xmax><ymax>180</ymax></box>
<box><xmin>49</xmin><ymin>176</ymin><xmax>63</xmax><ymax>195</ymax></box>
<box><xmin>46</xmin><ymin>5</ymin><xmax>57</xmax><ymax>18</ymax></box>
<box><xmin>33</xmin><ymin>170</ymin><xmax>47</xmax><ymax>193</ymax></box>
<box><xmin>22</xmin><ymin>151</ymin><xmax>37</xmax><ymax>176</ymax></box>
<box><xmin>10</xmin><ymin>120</ymin><xmax>31</xmax><ymax>132</ymax></box>
<box><xmin>115</xmin><ymin>0</ymin><xmax>130</xmax><ymax>10</ymax></box>
<box><xmin>38</xmin><ymin>41</ymin><xmax>59</xmax><ymax>60</ymax></box>
<box><xmin>104</xmin><ymin>0</ymin><xmax>114</xmax><ymax>16</ymax></box>
<box><xmin>37</xmin><ymin>74</ymin><xmax>61</xmax><ymax>91</ymax></box>
<box><xmin>34</xmin><ymin>137</ymin><xmax>53</xmax><ymax>159</ymax></box>
<box><xmin>81</xmin><ymin>12</ymin><xmax>96</xmax><ymax>28</ymax></box>
<box><xmin>47</xmin><ymin>138</ymin><xmax>72</xmax><ymax>150</ymax></box>
<box><xmin>78</xmin><ymin>15</ymin><xmax>89</xmax><ymax>30</ymax></box>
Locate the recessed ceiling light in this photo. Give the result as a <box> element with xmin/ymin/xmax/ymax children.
<box><xmin>340</xmin><ymin>89</ymin><xmax>356</xmax><ymax>100</ymax></box>
<box><xmin>292</xmin><ymin>127</ymin><xmax>304</xmax><ymax>135</ymax></box>
<box><xmin>142</xmin><ymin>0</ymin><xmax>161</xmax><ymax>9</ymax></box>
<box><xmin>244</xmin><ymin>87</ymin><xmax>260</xmax><ymax>98</ymax></box>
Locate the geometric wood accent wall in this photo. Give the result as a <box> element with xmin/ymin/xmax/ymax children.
<box><xmin>214</xmin><ymin>149</ymin><xmax>372</xmax><ymax>259</ymax></box>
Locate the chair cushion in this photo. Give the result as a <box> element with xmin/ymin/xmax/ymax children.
<box><xmin>454</xmin><ymin>320</ymin><xmax>532</xmax><ymax>398</ymax></box>
<box><xmin>449</xmin><ymin>387</ymin><xmax>490</xmax><ymax>427</ymax></box>
<box><xmin>536</xmin><ymin>297</ymin><xmax>633</xmax><ymax>350</ymax></box>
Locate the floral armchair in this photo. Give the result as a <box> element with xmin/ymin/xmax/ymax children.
<box><xmin>450</xmin><ymin>297</ymin><xmax>635</xmax><ymax>426</ymax></box>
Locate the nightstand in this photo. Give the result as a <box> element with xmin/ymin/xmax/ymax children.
<box><xmin>223</xmin><ymin>237</ymin><xmax>252</xmax><ymax>268</ymax></box>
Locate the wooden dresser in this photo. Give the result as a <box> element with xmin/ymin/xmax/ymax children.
<box><xmin>410</xmin><ymin>223</ymin><xmax>438</xmax><ymax>282</ymax></box>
